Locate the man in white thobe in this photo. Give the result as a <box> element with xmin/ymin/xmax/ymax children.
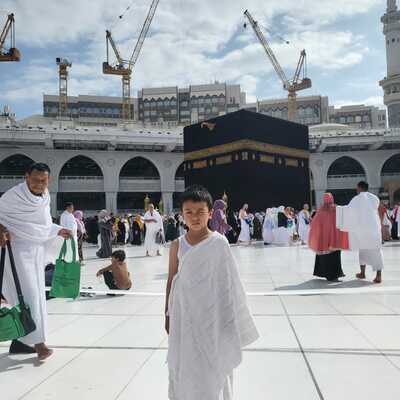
<box><xmin>298</xmin><ymin>204</ymin><xmax>311</xmax><ymax>245</ymax></box>
<box><xmin>143</xmin><ymin>203</ymin><xmax>163</xmax><ymax>256</ymax></box>
<box><xmin>60</xmin><ymin>202</ymin><xmax>78</xmax><ymax>253</ymax></box>
<box><xmin>0</xmin><ymin>163</ymin><xmax>71</xmax><ymax>360</ymax></box>
<box><xmin>336</xmin><ymin>181</ymin><xmax>383</xmax><ymax>283</ymax></box>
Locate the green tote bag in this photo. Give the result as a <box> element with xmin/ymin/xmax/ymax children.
<box><xmin>0</xmin><ymin>241</ymin><xmax>36</xmax><ymax>342</ymax></box>
<box><xmin>49</xmin><ymin>239</ymin><xmax>81</xmax><ymax>299</ymax></box>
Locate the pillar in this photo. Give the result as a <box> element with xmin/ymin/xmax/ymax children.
<box><xmin>106</xmin><ymin>192</ymin><xmax>117</xmax><ymax>214</ymax></box>
<box><xmin>310</xmin><ymin>158</ymin><xmax>328</xmax><ymax>208</ymax></box>
<box><xmin>315</xmin><ymin>190</ymin><xmax>325</xmax><ymax>209</ymax></box>
<box><xmin>162</xmin><ymin>192</ymin><xmax>173</xmax><ymax>215</ymax></box>
<box><xmin>50</xmin><ymin>192</ymin><xmax>58</xmax><ymax>218</ymax></box>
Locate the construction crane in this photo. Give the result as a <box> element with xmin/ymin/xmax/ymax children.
<box><xmin>103</xmin><ymin>0</ymin><xmax>160</xmax><ymax>121</ymax></box>
<box><xmin>56</xmin><ymin>57</ymin><xmax>72</xmax><ymax>118</ymax></box>
<box><xmin>0</xmin><ymin>13</ymin><xmax>21</xmax><ymax>62</ymax></box>
<box><xmin>244</xmin><ymin>9</ymin><xmax>311</xmax><ymax>122</ymax></box>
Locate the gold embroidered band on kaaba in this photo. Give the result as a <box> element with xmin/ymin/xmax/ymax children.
<box><xmin>184</xmin><ymin>139</ymin><xmax>309</xmax><ymax>161</ymax></box>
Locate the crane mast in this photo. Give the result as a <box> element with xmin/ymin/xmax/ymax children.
<box><xmin>56</xmin><ymin>57</ymin><xmax>72</xmax><ymax>118</ymax></box>
<box><xmin>103</xmin><ymin>0</ymin><xmax>160</xmax><ymax>120</ymax></box>
<box><xmin>0</xmin><ymin>13</ymin><xmax>21</xmax><ymax>62</ymax></box>
<box><xmin>244</xmin><ymin>10</ymin><xmax>312</xmax><ymax>122</ymax></box>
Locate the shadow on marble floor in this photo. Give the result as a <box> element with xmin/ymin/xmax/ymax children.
<box><xmin>274</xmin><ymin>279</ymin><xmax>374</xmax><ymax>292</ymax></box>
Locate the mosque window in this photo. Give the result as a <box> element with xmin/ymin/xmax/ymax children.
<box><xmin>393</xmin><ymin>38</ymin><xmax>396</xmax><ymax>43</ymax></box>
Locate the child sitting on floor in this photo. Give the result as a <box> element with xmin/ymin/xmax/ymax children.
<box><xmin>96</xmin><ymin>250</ymin><xmax>132</xmax><ymax>293</ymax></box>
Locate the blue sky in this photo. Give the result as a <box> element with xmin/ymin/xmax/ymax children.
<box><xmin>0</xmin><ymin>0</ymin><xmax>390</xmax><ymax>119</ymax></box>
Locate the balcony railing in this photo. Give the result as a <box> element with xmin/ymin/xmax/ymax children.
<box><xmin>59</xmin><ymin>176</ymin><xmax>104</xmax><ymax>192</ymax></box>
<box><xmin>59</xmin><ymin>176</ymin><xmax>103</xmax><ymax>180</ymax></box>
<box><xmin>327</xmin><ymin>174</ymin><xmax>367</xmax><ymax>190</ymax></box>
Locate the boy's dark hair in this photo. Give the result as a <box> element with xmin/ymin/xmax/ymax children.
<box><xmin>64</xmin><ymin>202</ymin><xmax>73</xmax><ymax>210</ymax></box>
<box><xmin>357</xmin><ymin>181</ymin><xmax>369</xmax><ymax>191</ymax></box>
<box><xmin>26</xmin><ymin>162</ymin><xmax>51</xmax><ymax>175</ymax></box>
<box><xmin>180</xmin><ymin>185</ymin><xmax>213</xmax><ymax>210</ymax></box>
<box><xmin>112</xmin><ymin>250</ymin><xmax>126</xmax><ymax>262</ymax></box>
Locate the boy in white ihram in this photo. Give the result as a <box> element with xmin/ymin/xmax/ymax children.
<box><xmin>165</xmin><ymin>185</ymin><xmax>259</xmax><ymax>400</ymax></box>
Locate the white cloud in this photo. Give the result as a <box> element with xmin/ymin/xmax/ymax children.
<box><xmin>0</xmin><ymin>0</ymin><xmax>385</xmax><ymax>116</ymax></box>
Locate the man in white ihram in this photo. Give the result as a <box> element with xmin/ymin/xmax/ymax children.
<box><xmin>143</xmin><ymin>203</ymin><xmax>163</xmax><ymax>256</ymax></box>
<box><xmin>0</xmin><ymin>163</ymin><xmax>71</xmax><ymax>360</ymax></box>
<box><xmin>60</xmin><ymin>201</ymin><xmax>78</xmax><ymax>250</ymax></box>
<box><xmin>336</xmin><ymin>181</ymin><xmax>383</xmax><ymax>284</ymax></box>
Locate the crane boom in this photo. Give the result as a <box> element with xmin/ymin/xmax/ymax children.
<box><xmin>103</xmin><ymin>0</ymin><xmax>160</xmax><ymax>120</ymax></box>
<box><xmin>128</xmin><ymin>0</ymin><xmax>160</xmax><ymax>69</ymax></box>
<box><xmin>244</xmin><ymin>9</ymin><xmax>312</xmax><ymax>122</ymax></box>
<box><xmin>293</xmin><ymin>49</ymin><xmax>306</xmax><ymax>85</ymax></box>
<box><xmin>244</xmin><ymin>9</ymin><xmax>288</xmax><ymax>89</ymax></box>
<box><xmin>0</xmin><ymin>13</ymin><xmax>20</xmax><ymax>62</ymax></box>
<box><xmin>0</xmin><ymin>13</ymin><xmax>13</xmax><ymax>52</ymax></box>
<box><xmin>106</xmin><ymin>30</ymin><xmax>124</xmax><ymax>67</ymax></box>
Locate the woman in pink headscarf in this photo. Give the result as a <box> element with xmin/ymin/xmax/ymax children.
<box><xmin>74</xmin><ymin>210</ymin><xmax>86</xmax><ymax>263</ymax></box>
<box><xmin>309</xmin><ymin>193</ymin><xmax>349</xmax><ymax>281</ymax></box>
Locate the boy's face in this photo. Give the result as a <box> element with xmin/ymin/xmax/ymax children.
<box><xmin>182</xmin><ymin>200</ymin><xmax>212</xmax><ymax>232</ymax></box>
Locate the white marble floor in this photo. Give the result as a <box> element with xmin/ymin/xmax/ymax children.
<box><xmin>1</xmin><ymin>241</ymin><xmax>400</xmax><ymax>399</ymax></box>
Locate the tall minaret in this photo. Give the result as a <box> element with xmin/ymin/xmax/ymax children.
<box><xmin>380</xmin><ymin>0</ymin><xmax>400</xmax><ymax>127</ymax></box>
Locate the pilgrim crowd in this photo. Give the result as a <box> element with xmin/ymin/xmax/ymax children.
<box><xmin>57</xmin><ymin>178</ymin><xmax>391</xmax><ymax>287</ymax></box>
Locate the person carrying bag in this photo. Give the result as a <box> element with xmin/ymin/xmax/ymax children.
<box><xmin>0</xmin><ymin>241</ymin><xmax>36</xmax><ymax>342</ymax></box>
<box><xmin>49</xmin><ymin>238</ymin><xmax>81</xmax><ymax>299</ymax></box>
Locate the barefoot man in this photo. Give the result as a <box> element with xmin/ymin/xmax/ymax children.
<box><xmin>336</xmin><ymin>181</ymin><xmax>383</xmax><ymax>284</ymax></box>
<box><xmin>0</xmin><ymin>163</ymin><xmax>71</xmax><ymax>360</ymax></box>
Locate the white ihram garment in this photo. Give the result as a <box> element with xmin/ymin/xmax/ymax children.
<box><xmin>238</xmin><ymin>217</ymin><xmax>250</xmax><ymax>242</ymax></box>
<box><xmin>144</xmin><ymin>210</ymin><xmax>163</xmax><ymax>255</ymax></box>
<box><xmin>60</xmin><ymin>211</ymin><xmax>78</xmax><ymax>259</ymax></box>
<box><xmin>0</xmin><ymin>182</ymin><xmax>63</xmax><ymax>345</ymax></box>
<box><xmin>336</xmin><ymin>192</ymin><xmax>383</xmax><ymax>271</ymax></box>
<box><xmin>298</xmin><ymin>210</ymin><xmax>310</xmax><ymax>244</ymax></box>
<box><xmin>262</xmin><ymin>209</ymin><xmax>275</xmax><ymax>244</ymax></box>
<box><xmin>168</xmin><ymin>232</ymin><xmax>259</xmax><ymax>400</ymax></box>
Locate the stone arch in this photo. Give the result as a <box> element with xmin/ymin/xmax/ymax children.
<box><xmin>174</xmin><ymin>162</ymin><xmax>185</xmax><ymax>179</ymax></box>
<box><xmin>0</xmin><ymin>154</ymin><xmax>35</xmax><ymax>175</ymax></box>
<box><xmin>327</xmin><ymin>156</ymin><xmax>366</xmax><ymax>177</ymax></box>
<box><xmin>117</xmin><ymin>157</ymin><xmax>161</xmax><ymax>212</ymax></box>
<box><xmin>381</xmin><ymin>153</ymin><xmax>400</xmax><ymax>176</ymax></box>
<box><xmin>326</xmin><ymin>156</ymin><xmax>366</xmax><ymax>205</ymax></box>
<box><xmin>59</xmin><ymin>155</ymin><xmax>104</xmax><ymax>177</ymax></box>
<box><xmin>119</xmin><ymin>156</ymin><xmax>160</xmax><ymax>178</ymax></box>
<box><xmin>380</xmin><ymin>153</ymin><xmax>400</xmax><ymax>206</ymax></box>
<box><xmin>57</xmin><ymin>155</ymin><xmax>105</xmax><ymax>211</ymax></box>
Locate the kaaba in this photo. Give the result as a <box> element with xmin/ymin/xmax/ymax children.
<box><xmin>183</xmin><ymin>109</ymin><xmax>310</xmax><ymax>212</ymax></box>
